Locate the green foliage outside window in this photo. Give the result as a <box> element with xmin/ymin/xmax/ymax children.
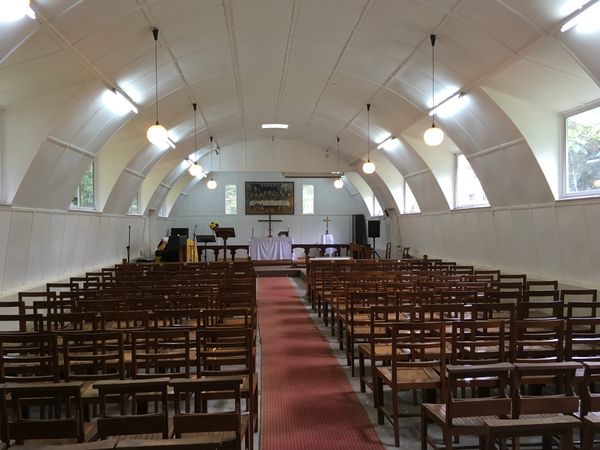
<box><xmin>72</xmin><ymin>162</ymin><xmax>94</xmax><ymax>208</ymax></box>
<box><xmin>566</xmin><ymin>107</ymin><xmax>600</xmax><ymax>194</ymax></box>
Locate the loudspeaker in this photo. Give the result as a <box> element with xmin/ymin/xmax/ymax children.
<box><xmin>368</xmin><ymin>220</ymin><xmax>380</xmax><ymax>239</ymax></box>
<box><xmin>352</xmin><ymin>214</ymin><xmax>367</xmax><ymax>245</ymax></box>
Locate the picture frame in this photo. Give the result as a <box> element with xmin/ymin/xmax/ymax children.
<box><xmin>245</xmin><ymin>181</ymin><xmax>295</xmax><ymax>215</ymax></box>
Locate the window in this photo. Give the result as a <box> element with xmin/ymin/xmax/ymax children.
<box><xmin>404</xmin><ymin>182</ymin><xmax>420</xmax><ymax>214</ymax></box>
<box><xmin>158</xmin><ymin>201</ymin><xmax>167</xmax><ymax>218</ymax></box>
<box><xmin>302</xmin><ymin>184</ymin><xmax>314</xmax><ymax>215</ymax></box>
<box><xmin>71</xmin><ymin>161</ymin><xmax>94</xmax><ymax>208</ymax></box>
<box><xmin>455</xmin><ymin>154</ymin><xmax>489</xmax><ymax>208</ymax></box>
<box><xmin>565</xmin><ymin>105</ymin><xmax>600</xmax><ymax>196</ymax></box>
<box><xmin>225</xmin><ymin>184</ymin><xmax>237</xmax><ymax>215</ymax></box>
<box><xmin>128</xmin><ymin>192</ymin><xmax>139</xmax><ymax>214</ymax></box>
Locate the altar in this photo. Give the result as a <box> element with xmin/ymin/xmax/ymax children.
<box><xmin>249</xmin><ymin>236</ymin><xmax>293</xmax><ymax>261</ymax></box>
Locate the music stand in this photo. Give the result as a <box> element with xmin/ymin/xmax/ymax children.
<box><xmin>214</xmin><ymin>228</ymin><xmax>236</xmax><ymax>261</ymax></box>
<box><xmin>196</xmin><ymin>235</ymin><xmax>216</xmax><ymax>262</ymax></box>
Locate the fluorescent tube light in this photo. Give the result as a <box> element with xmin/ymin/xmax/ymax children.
<box><xmin>262</xmin><ymin>123</ymin><xmax>289</xmax><ymax>129</ymax></box>
<box><xmin>561</xmin><ymin>1</ymin><xmax>600</xmax><ymax>32</ymax></box>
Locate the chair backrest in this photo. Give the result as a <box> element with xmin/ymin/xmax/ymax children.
<box><xmin>171</xmin><ymin>377</ymin><xmax>244</xmax><ymax>439</ymax></box>
<box><xmin>565</xmin><ymin>317</ymin><xmax>600</xmax><ymax>362</ymax></box>
<box><xmin>581</xmin><ymin>362</ymin><xmax>600</xmax><ymax>416</ymax></box>
<box><xmin>450</xmin><ymin>320</ymin><xmax>507</xmax><ymax>365</ymax></box>
<box><xmin>444</xmin><ymin>363</ymin><xmax>512</xmax><ymax>423</ymax></box>
<box><xmin>561</xmin><ymin>289</ymin><xmax>597</xmax><ymax>303</ymax></box>
<box><xmin>152</xmin><ymin>309</ymin><xmax>202</xmax><ymax>329</ymax></box>
<box><xmin>202</xmin><ymin>307</ymin><xmax>254</xmax><ymax>330</ymax></box>
<box><xmin>2</xmin><ymin>381</ymin><xmax>84</xmax><ymax>445</ymax></box>
<box><xmin>196</xmin><ymin>328</ymin><xmax>255</xmax><ymax>378</ymax></box>
<box><xmin>45</xmin><ymin>312</ymin><xmax>99</xmax><ymax>332</ymax></box>
<box><xmin>525</xmin><ymin>280</ymin><xmax>559</xmax><ymax>291</ymax></box>
<box><xmin>94</xmin><ymin>378</ymin><xmax>170</xmax><ymax>439</ymax></box>
<box><xmin>0</xmin><ymin>313</ymin><xmax>43</xmax><ymax>333</ymax></box>
<box><xmin>131</xmin><ymin>330</ymin><xmax>190</xmax><ymax>380</ymax></box>
<box><xmin>511</xmin><ymin>361</ymin><xmax>580</xmax><ymax>417</ymax></box>
<box><xmin>62</xmin><ymin>331</ymin><xmax>125</xmax><ymax>382</ymax></box>
<box><xmin>516</xmin><ymin>300</ymin><xmax>564</xmax><ymax>320</ymax></box>
<box><xmin>510</xmin><ymin>319</ymin><xmax>565</xmax><ymax>363</ymax></box>
<box><xmin>0</xmin><ymin>333</ymin><xmax>59</xmax><ymax>382</ymax></box>
<box><xmin>470</xmin><ymin>302</ymin><xmax>515</xmax><ymax>325</ymax></box>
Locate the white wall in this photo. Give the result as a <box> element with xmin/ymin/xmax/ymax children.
<box><xmin>399</xmin><ymin>197</ymin><xmax>600</xmax><ymax>290</ymax></box>
<box><xmin>169</xmin><ymin>172</ymin><xmax>376</xmax><ymax>256</ymax></box>
<box><xmin>0</xmin><ymin>205</ymin><xmax>170</xmax><ymax>297</ymax></box>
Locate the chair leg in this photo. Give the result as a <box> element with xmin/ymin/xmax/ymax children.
<box><xmin>581</xmin><ymin>424</ymin><xmax>593</xmax><ymax>450</ymax></box>
<box><xmin>420</xmin><ymin>407</ymin><xmax>428</xmax><ymax>450</ymax></box>
<box><xmin>358</xmin><ymin>353</ymin><xmax>366</xmax><ymax>393</ymax></box>
<box><xmin>375</xmin><ymin>376</ymin><xmax>384</xmax><ymax>425</ymax></box>
<box><xmin>393</xmin><ymin>388</ymin><xmax>399</xmax><ymax>447</ymax></box>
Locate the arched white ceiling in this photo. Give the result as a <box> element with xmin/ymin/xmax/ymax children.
<box><xmin>1</xmin><ymin>0</ymin><xmax>599</xmax><ymax>216</ymax></box>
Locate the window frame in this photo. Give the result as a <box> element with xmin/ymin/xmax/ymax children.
<box><xmin>561</xmin><ymin>101</ymin><xmax>600</xmax><ymax>199</ymax></box>
<box><xmin>128</xmin><ymin>192</ymin><xmax>140</xmax><ymax>215</ymax></box>
<box><xmin>225</xmin><ymin>184</ymin><xmax>237</xmax><ymax>215</ymax></box>
<box><xmin>403</xmin><ymin>181</ymin><xmax>420</xmax><ymax>214</ymax></box>
<box><xmin>302</xmin><ymin>184</ymin><xmax>315</xmax><ymax>215</ymax></box>
<box><xmin>453</xmin><ymin>153</ymin><xmax>489</xmax><ymax>209</ymax></box>
<box><xmin>70</xmin><ymin>160</ymin><xmax>95</xmax><ymax>210</ymax></box>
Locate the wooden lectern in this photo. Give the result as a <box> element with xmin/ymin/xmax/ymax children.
<box><xmin>215</xmin><ymin>227</ymin><xmax>235</xmax><ymax>261</ymax></box>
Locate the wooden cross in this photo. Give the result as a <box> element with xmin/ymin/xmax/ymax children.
<box><xmin>323</xmin><ymin>216</ymin><xmax>332</xmax><ymax>234</ymax></box>
<box><xmin>258</xmin><ymin>213</ymin><xmax>282</xmax><ymax>238</ymax></box>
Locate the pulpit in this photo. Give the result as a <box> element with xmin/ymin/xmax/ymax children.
<box><xmin>215</xmin><ymin>227</ymin><xmax>236</xmax><ymax>261</ymax></box>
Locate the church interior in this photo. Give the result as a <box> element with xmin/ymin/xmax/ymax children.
<box><xmin>1</xmin><ymin>0</ymin><xmax>600</xmax><ymax>449</ymax></box>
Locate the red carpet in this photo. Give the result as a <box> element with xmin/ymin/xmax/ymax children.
<box><xmin>258</xmin><ymin>277</ymin><xmax>385</xmax><ymax>450</ymax></box>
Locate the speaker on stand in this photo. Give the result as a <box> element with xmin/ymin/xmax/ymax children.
<box><xmin>368</xmin><ymin>220</ymin><xmax>381</xmax><ymax>259</ymax></box>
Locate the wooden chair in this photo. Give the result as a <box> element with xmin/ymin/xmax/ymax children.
<box><xmin>94</xmin><ymin>378</ymin><xmax>170</xmax><ymax>440</ymax></box>
<box><xmin>525</xmin><ymin>280</ymin><xmax>559</xmax><ymax>291</ymax></box>
<box><xmin>374</xmin><ymin>321</ymin><xmax>446</xmax><ymax>447</ymax></box>
<box><xmin>483</xmin><ymin>361</ymin><xmax>581</xmax><ymax>450</ymax></box>
<box><xmin>450</xmin><ymin>320</ymin><xmax>507</xmax><ymax>366</ymax></box>
<box><xmin>565</xmin><ymin>318</ymin><xmax>600</xmax><ymax>363</ymax></box>
<box><xmin>171</xmin><ymin>377</ymin><xmax>252</xmax><ymax>450</ymax></box>
<box><xmin>196</xmin><ymin>328</ymin><xmax>257</xmax><ymax>431</ymax></box>
<box><xmin>579</xmin><ymin>361</ymin><xmax>600</xmax><ymax>450</ymax></box>
<box><xmin>0</xmin><ymin>333</ymin><xmax>59</xmax><ymax>383</ymax></box>
<box><xmin>421</xmin><ymin>363</ymin><xmax>513</xmax><ymax>450</ymax></box>
<box><xmin>358</xmin><ymin>305</ymin><xmax>419</xmax><ymax>394</ymax></box>
<box><xmin>45</xmin><ymin>312</ymin><xmax>99</xmax><ymax>332</ymax></box>
<box><xmin>1</xmin><ymin>381</ymin><xmax>85</xmax><ymax>445</ymax></box>
<box><xmin>131</xmin><ymin>330</ymin><xmax>190</xmax><ymax>380</ymax></box>
<box><xmin>561</xmin><ymin>289</ymin><xmax>597</xmax><ymax>303</ymax></box>
<box><xmin>0</xmin><ymin>314</ymin><xmax>44</xmax><ymax>333</ymax></box>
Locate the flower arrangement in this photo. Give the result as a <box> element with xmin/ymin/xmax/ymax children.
<box><xmin>208</xmin><ymin>221</ymin><xmax>219</xmax><ymax>231</ymax></box>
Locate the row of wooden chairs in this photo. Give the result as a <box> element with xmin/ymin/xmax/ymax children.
<box><xmin>0</xmin><ymin>376</ymin><xmax>251</xmax><ymax>449</ymax></box>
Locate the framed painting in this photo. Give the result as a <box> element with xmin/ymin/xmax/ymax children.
<box><xmin>245</xmin><ymin>181</ymin><xmax>295</xmax><ymax>215</ymax></box>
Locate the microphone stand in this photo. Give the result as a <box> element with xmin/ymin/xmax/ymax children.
<box><xmin>127</xmin><ymin>225</ymin><xmax>131</xmax><ymax>263</ymax></box>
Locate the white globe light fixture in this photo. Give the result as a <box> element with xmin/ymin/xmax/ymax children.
<box><xmin>206</xmin><ymin>136</ymin><xmax>218</xmax><ymax>190</ymax></box>
<box><xmin>423</xmin><ymin>124</ymin><xmax>444</xmax><ymax>146</ymax></box>
<box><xmin>362</xmin><ymin>104</ymin><xmax>376</xmax><ymax>174</ymax></box>
<box><xmin>207</xmin><ymin>178</ymin><xmax>217</xmax><ymax>190</ymax></box>
<box><xmin>424</xmin><ymin>34</ymin><xmax>445</xmax><ymax>147</ymax></box>
<box><xmin>362</xmin><ymin>160</ymin><xmax>376</xmax><ymax>174</ymax></box>
<box><xmin>188</xmin><ymin>162</ymin><xmax>203</xmax><ymax>178</ymax></box>
<box><xmin>147</xmin><ymin>122</ymin><xmax>168</xmax><ymax>146</ymax></box>
<box><xmin>333</xmin><ymin>137</ymin><xmax>344</xmax><ymax>189</ymax></box>
<box><xmin>333</xmin><ymin>178</ymin><xmax>344</xmax><ymax>189</ymax></box>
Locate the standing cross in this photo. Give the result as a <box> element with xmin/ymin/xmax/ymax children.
<box><xmin>258</xmin><ymin>213</ymin><xmax>282</xmax><ymax>238</ymax></box>
<box><xmin>323</xmin><ymin>216</ymin><xmax>332</xmax><ymax>234</ymax></box>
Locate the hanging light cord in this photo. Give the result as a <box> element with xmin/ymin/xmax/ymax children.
<box><xmin>366</xmin><ymin>103</ymin><xmax>371</xmax><ymax>162</ymax></box>
<box><xmin>337</xmin><ymin>136</ymin><xmax>340</xmax><ymax>173</ymax></box>
<box><xmin>430</xmin><ymin>34</ymin><xmax>436</xmax><ymax>126</ymax></box>
<box><xmin>193</xmin><ymin>103</ymin><xmax>197</xmax><ymax>163</ymax></box>
<box><xmin>152</xmin><ymin>27</ymin><xmax>159</xmax><ymax>125</ymax></box>
<box><xmin>210</xmin><ymin>136</ymin><xmax>213</xmax><ymax>172</ymax></box>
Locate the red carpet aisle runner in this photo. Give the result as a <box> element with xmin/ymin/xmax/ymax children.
<box><xmin>258</xmin><ymin>277</ymin><xmax>385</xmax><ymax>450</ymax></box>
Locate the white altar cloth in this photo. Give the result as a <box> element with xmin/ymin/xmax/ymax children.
<box><xmin>320</xmin><ymin>234</ymin><xmax>335</xmax><ymax>256</ymax></box>
<box><xmin>249</xmin><ymin>237</ymin><xmax>293</xmax><ymax>260</ymax></box>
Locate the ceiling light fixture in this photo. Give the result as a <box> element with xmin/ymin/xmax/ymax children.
<box><xmin>146</xmin><ymin>28</ymin><xmax>170</xmax><ymax>147</ymax></box>
<box><xmin>334</xmin><ymin>137</ymin><xmax>344</xmax><ymax>189</ymax></box>
<box><xmin>188</xmin><ymin>103</ymin><xmax>203</xmax><ymax>178</ymax></box>
<box><xmin>423</xmin><ymin>34</ymin><xmax>445</xmax><ymax>147</ymax></box>
<box><xmin>561</xmin><ymin>1</ymin><xmax>600</xmax><ymax>32</ymax></box>
<box><xmin>207</xmin><ymin>136</ymin><xmax>217</xmax><ymax>189</ymax></box>
<box><xmin>428</xmin><ymin>91</ymin><xmax>467</xmax><ymax>118</ymax></box>
<box><xmin>362</xmin><ymin>104</ymin><xmax>376</xmax><ymax>174</ymax></box>
<box><xmin>377</xmin><ymin>136</ymin><xmax>400</xmax><ymax>151</ymax></box>
<box><xmin>0</xmin><ymin>0</ymin><xmax>35</xmax><ymax>22</ymax></box>
<box><xmin>262</xmin><ymin>123</ymin><xmax>289</xmax><ymax>129</ymax></box>
<box><xmin>103</xmin><ymin>89</ymin><xmax>138</xmax><ymax>115</ymax></box>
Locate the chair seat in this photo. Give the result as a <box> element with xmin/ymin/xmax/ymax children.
<box><xmin>358</xmin><ymin>343</ymin><xmax>409</xmax><ymax>358</ymax></box>
<box><xmin>423</xmin><ymin>403</ymin><xmax>502</xmax><ymax>431</ymax></box>
<box><xmin>377</xmin><ymin>366</ymin><xmax>440</xmax><ymax>389</ymax></box>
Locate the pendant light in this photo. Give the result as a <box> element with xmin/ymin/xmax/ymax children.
<box><xmin>207</xmin><ymin>136</ymin><xmax>217</xmax><ymax>189</ymax></box>
<box><xmin>146</xmin><ymin>27</ymin><xmax>169</xmax><ymax>146</ymax></box>
<box><xmin>188</xmin><ymin>103</ymin><xmax>203</xmax><ymax>177</ymax></box>
<box><xmin>362</xmin><ymin>103</ymin><xmax>375</xmax><ymax>174</ymax></box>
<box><xmin>424</xmin><ymin>34</ymin><xmax>444</xmax><ymax>147</ymax></box>
<box><xmin>333</xmin><ymin>136</ymin><xmax>344</xmax><ymax>189</ymax></box>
